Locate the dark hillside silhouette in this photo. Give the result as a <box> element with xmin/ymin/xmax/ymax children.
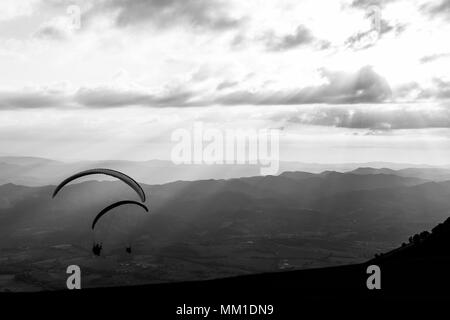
<box><xmin>3</xmin><ymin>216</ymin><xmax>450</xmax><ymax>317</ymax></box>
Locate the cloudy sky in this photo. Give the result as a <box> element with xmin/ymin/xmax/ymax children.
<box><xmin>1</xmin><ymin>0</ymin><xmax>450</xmax><ymax>164</ymax></box>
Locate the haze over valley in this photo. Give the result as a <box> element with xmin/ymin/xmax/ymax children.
<box><xmin>1</xmin><ymin>157</ymin><xmax>449</xmax><ymax>291</ymax></box>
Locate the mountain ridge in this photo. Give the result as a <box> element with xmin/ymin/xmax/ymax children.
<box><xmin>1</xmin><ymin>155</ymin><xmax>449</xmax><ymax>186</ymax></box>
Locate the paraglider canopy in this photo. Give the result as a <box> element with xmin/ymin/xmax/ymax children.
<box><xmin>91</xmin><ymin>200</ymin><xmax>149</xmax><ymax>230</ymax></box>
<box><xmin>52</xmin><ymin>168</ymin><xmax>146</xmax><ymax>202</ymax></box>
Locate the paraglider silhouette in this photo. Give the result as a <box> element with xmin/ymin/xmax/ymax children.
<box><xmin>53</xmin><ymin>169</ymin><xmax>149</xmax><ymax>256</ymax></box>
<box><xmin>53</xmin><ymin>168</ymin><xmax>146</xmax><ymax>202</ymax></box>
<box><xmin>91</xmin><ymin>200</ymin><xmax>149</xmax><ymax>230</ymax></box>
<box><xmin>92</xmin><ymin>243</ymin><xmax>103</xmax><ymax>256</ymax></box>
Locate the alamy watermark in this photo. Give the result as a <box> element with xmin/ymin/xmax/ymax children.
<box><xmin>66</xmin><ymin>5</ymin><xmax>81</xmax><ymax>31</ymax></box>
<box><xmin>366</xmin><ymin>264</ymin><xmax>381</xmax><ymax>290</ymax></box>
<box><xmin>66</xmin><ymin>264</ymin><xmax>81</xmax><ymax>289</ymax></box>
<box><xmin>352</xmin><ymin>4</ymin><xmax>382</xmax><ymax>49</ymax></box>
<box><xmin>170</xmin><ymin>122</ymin><xmax>280</xmax><ymax>175</ymax></box>
<box><xmin>367</xmin><ymin>5</ymin><xmax>382</xmax><ymax>42</ymax></box>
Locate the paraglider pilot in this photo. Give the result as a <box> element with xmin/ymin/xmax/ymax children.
<box><xmin>92</xmin><ymin>242</ymin><xmax>103</xmax><ymax>256</ymax></box>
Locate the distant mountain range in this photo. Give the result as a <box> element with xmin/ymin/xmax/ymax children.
<box><xmin>1</xmin><ymin>156</ymin><xmax>449</xmax><ymax>186</ymax></box>
<box><xmin>349</xmin><ymin>166</ymin><xmax>450</xmax><ymax>181</ymax></box>
<box><xmin>2</xmin><ymin>168</ymin><xmax>450</xmax><ymax>249</ymax></box>
<box><xmin>2</xmin><ymin>158</ymin><xmax>450</xmax><ymax>290</ymax></box>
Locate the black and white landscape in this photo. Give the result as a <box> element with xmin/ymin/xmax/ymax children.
<box><xmin>1</xmin><ymin>0</ymin><xmax>450</xmax><ymax>309</ymax></box>
<box><xmin>1</xmin><ymin>156</ymin><xmax>450</xmax><ymax>291</ymax></box>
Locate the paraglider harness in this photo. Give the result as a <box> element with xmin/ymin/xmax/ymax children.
<box><xmin>92</xmin><ymin>243</ymin><xmax>103</xmax><ymax>256</ymax></box>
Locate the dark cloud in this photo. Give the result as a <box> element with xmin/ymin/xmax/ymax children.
<box><xmin>33</xmin><ymin>24</ymin><xmax>67</xmax><ymax>41</ymax></box>
<box><xmin>420</xmin><ymin>53</ymin><xmax>450</xmax><ymax>64</ymax></box>
<box><xmin>74</xmin><ymin>87</ymin><xmax>195</xmax><ymax>108</ymax></box>
<box><xmin>75</xmin><ymin>67</ymin><xmax>392</xmax><ymax>109</ymax></box>
<box><xmin>0</xmin><ymin>87</ymin><xmax>196</xmax><ymax>109</ymax></box>
<box><xmin>286</xmin><ymin>105</ymin><xmax>450</xmax><ymax>130</ymax></box>
<box><xmin>432</xmin><ymin>78</ymin><xmax>450</xmax><ymax>99</ymax></box>
<box><xmin>190</xmin><ymin>66</ymin><xmax>216</xmax><ymax>83</ymax></box>
<box><xmin>234</xmin><ymin>25</ymin><xmax>328</xmax><ymax>52</ymax></box>
<box><xmin>0</xmin><ymin>91</ymin><xmax>68</xmax><ymax>109</ymax></box>
<box><xmin>216</xmin><ymin>66</ymin><xmax>392</xmax><ymax>105</ymax></box>
<box><xmin>394</xmin><ymin>78</ymin><xmax>450</xmax><ymax>100</ymax></box>
<box><xmin>216</xmin><ymin>81</ymin><xmax>238</xmax><ymax>91</ymax></box>
<box><xmin>349</xmin><ymin>0</ymin><xmax>397</xmax><ymax>10</ymax></box>
<box><xmin>4</xmin><ymin>71</ymin><xmax>450</xmax><ymax>110</ymax></box>
<box><xmin>345</xmin><ymin>19</ymin><xmax>405</xmax><ymax>50</ymax></box>
<box><xmin>422</xmin><ymin>0</ymin><xmax>450</xmax><ymax>19</ymax></box>
<box><xmin>263</xmin><ymin>25</ymin><xmax>315</xmax><ymax>51</ymax></box>
<box><xmin>392</xmin><ymin>82</ymin><xmax>422</xmax><ymax>100</ymax></box>
<box><xmin>87</xmin><ymin>0</ymin><xmax>243</xmax><ymax>31</ymax></box>
<box><xmin>345</xmin><ymin>30</ymin><xmax>378</xmax><ymax>50</ymax></box>
<box><xmin>74</xmin><ymin>88</ymin><xmax>153</xmax><ymax>107</ymax></box>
